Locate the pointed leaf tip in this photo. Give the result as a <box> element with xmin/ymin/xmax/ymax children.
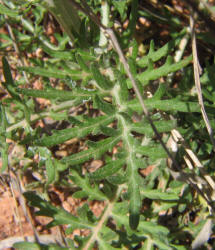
<box><xmin>2</xmin><ymin>56</ymin><xmax>14</xmax><ymax>85</ymax></box>
<box><xmin>129</xmin><ymin>213</ymin><xmax>140</xmax><ymax>230</ymax></box>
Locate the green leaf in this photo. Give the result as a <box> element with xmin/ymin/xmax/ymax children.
<box><xmin>93</xmin><ymin>95</ymin><xmax>116</xmax><ymax>115</ymax></box>
<box><xmin>153</xmin><ymin>239</ymin><xmax>172</xmax><ymax>250</ymax></box>
<box><xmin>13</xmin><ymin>242</ymin><xmax>41</xmax><ymax>250</ymax></box>
<box><xmin>17</xmin><ymin>87</ymin><xmax>97</xmax><ymax>101</ymax></box>
<box><xmin>18</xmin><ymin>66</ymin><xmax>89</xmax><ymax>80</ymax></box>
<box><xmin>131</xmin><ymin>39</ymin><xmax>138</xmax><ymax>60</ymax></box>
<box><xmin>0</xmin><ymin>143</ymin><xmax>8</xmax><ymax>173</ymax></box>
<box><xmin>137</xmin><ymin>55</ymin><xmax>192</xmax><ymax>84</ymax></box>
<box><xmin>42</xmin><ymin>0</ymin><xmax>81</xmax><ymax>42</ymax></box>
<box><xmin>70</xmin><ymin>170</ymin><xmax>107</xmax><ymax>200</ymax></box>
<box><xmin>136</xmin><ymin>145</ymin><xmax>167</xmax><ymax>160</ymax></box>
<box><xmin>76</xmin><ymin>54</ymin><xmax>90</xmax><ymax>72</ymax></box>
<box><xmin>140</xmin><ymin>189</ymin><xmax>179</xmax><ymax>200</ymax></box>
<box><xmin>128</xmin><ymin>171</ymin><xmax>141</xmax><ymax>230</ymax></box>
<box><xmin>112</xmin><ymin>210</ymin><xmax>171</xmax><ymax>248</ymax></box>
<box><xmin>112</xmin><ymin>0</ymin><xmax>127</xmax><ymax>20</ymax></box>
<box><xmin>34</xmin><ymin>115</ymin><xmax>115</xmax><ymax>147</ymax></box>
<box><xmin>13</xmin><ymin>241</ymin><xmax>69</xmax><ymax>250</ymax></box>
<box><xmin>122</xmin><ymin>0</ymin><xmax>138</xmax><ymax>44</ymax></box>
<box><xmin>131</xmin><ymin>120</ymin><xmax>176</xmax><ymax>137</ymax></box>
<box><xmin>137</xmin><ymin>29</ymin><xmax>186</xmax><ymax>67</ymax></box>
<box><xmin>128</xmin><ymin>57</ymin><xmax>137</xmax><ymax>76</ymax></box>
<box><xmin>106</xmin><ymin>174</ymin><xmax>127</xmax><ymax>185</ymax></box>
<box><xmin>61</xmin><ymin>136</ymin><xmax>121</xmax><ymax>165</ymax></box>
<box><xmin>99</xmin><ymin>126</ymin><xmax>119</xmax><ymax>137</ymax></box>
<box><xmin>2</xmin><ymin>57</ymin><xmax>31</xmax><ymax>122</ymax></box>
<box><xmin>97</xmin><ymin>238</ymin><xmax>120</xmax><ymax>250</ymax></box>
<box><xmin>89</xmin><ymin>158</ymin><xmax>125</xmax><ymax>180</ymax></box>
<box><xmin>42</xmin><ymin>45</ymin><xmax>75</xmax><ymax>59</ymax></box>
<box><xmin>128</xmin><ymin>98</ymin><xmax>202</xmax><ymax>113</ymax></box>
<box><xmin>0</xmin><ymin>3</ymin><xmax>20</xmax><ymax>17</ymax></box>
<box><xmin>38</xmin><ymin>148</ymin><xmax>58</xmax><ymax>184</ymax></box>
<box><xmin>77</xmin><ymin>49</ymin><xmax>97</xmax><ymax>61</ymax></box>
<box><xmin>2</xmin><ymin>57</ymin><xmax>22</xmax><ymax>102</ymax></box>
<box><xmin>0</xmin><ymin>104</ymin><xmax>8</xmax><ymax>173</ymax></box>
<box><xmin>91</xmin><ymin>64</ymin><xmax>112</xmax><ymax>90</ymax></box>
<box><xmin>138</xmin><ymin>220</ymin><xmax>171</xmax><ymax>249</ymax></box>
<box><xmin>0</xmin><ymin>104</ymin><xmax>7</xmax><ymax>133</ymax></box>
<box><xmin>138</xmin><ymin>220</ymin><xmax>169</xmax><ymax>236</ymax></box>
<box><xmin>45</xmin><ymin>157</ymin><xmax>56</xmax><ymax>185</ymax></box>
<box><xmin>24</xmin><ymin>192</ymin><xmax>93</xmax><ymax>229</ymax></box>
<box><xmin>77</xmin><ymin>203</ymin><xmax>95</xmax><ymax>223</ymax></box>
<box><xmin>72</xmin><ymin>190</ymin><xmax>88</xmax><ymax>199</ymax></box>
<box><xmin>200</xmin><ymin>63</ymin><xmax>215</xmax><ymax>85</ymax></box>
<box><xmin>115</xmin><ymin>72</ymin><xmax>129</xmax><ymax>103</ymax></box>
<box><xmin>152</xmin><ymin>83</ymin><xmax>167</xmax><ymax>100</ymax></box>
<box><xmin>49</xmin><ymin>110</ymin><xmax>68</xmax><ymax>121</ymax></box>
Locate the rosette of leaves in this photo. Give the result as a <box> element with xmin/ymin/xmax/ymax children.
<box><xmin>3</xmin><ymin>1</ymin><xmax>215</xmax><ymax>249</ymax></box>
<box><xmin>3</xmin><ymin>32</ymin><xmax>202</xmax><ymax>249</ymax></box>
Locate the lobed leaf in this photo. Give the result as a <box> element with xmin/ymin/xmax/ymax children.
<box><xmin>137</xmin><ymin>55</ymin><xmax>192</xmax><ymax>84</ymax></box>
<box><xmin>61</xmin><ymin>136</ymin><xmax>121</xmax><ymax>165</ymax></box>
<box><xmin>34</xmin><ymin>115</ymin><xmax>115</xmax><ymax>147</ymax></box>
<box><xmin>70</xmin><ymin>170</ymin><xmax>107</xmax><ymax>200</ymax></box>
<box><xmin>24</xmin><ymin>192</ymin><xmax>93</xmax><ymax>229</ymax></box>
<box><xmin>137</xmin><ymin>29</ymin><xmax>187</xmax><ymax>67</ymax></box>
<box><xmin>131</xmin><ymin>119</ymin><xmax>176</xmax><ymax>136</ymax></box>
<box><xmin>89</xmin><ymin>158</ymin><xmax>126</xmax><ymax>180</ymax></box>
<box><xmin>112</xmin><ymin>212</ymin><xmax>171</xmax><ymax>248</ymax></box>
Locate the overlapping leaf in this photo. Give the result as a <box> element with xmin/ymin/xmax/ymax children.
<box><xmin>34</xmin><ymin>115</ymin><xmax>115</xmax><ymax>147</ymax></box>
<box><xmin>61</xmin><ymin>136</ymin><xmax>121</xmax><ymax>165</ymax></box>
<box><xmin>70</xmin><ymin>170</ymin><xmax>107</xmax><ymax>201</ymax></box>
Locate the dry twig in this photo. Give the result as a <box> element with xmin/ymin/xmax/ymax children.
<box><xmin>190</xmin><ymin>12</ymin><xmax>215</xmax><ymax>151</ymax></box>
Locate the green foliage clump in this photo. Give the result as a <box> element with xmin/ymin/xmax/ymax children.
<box><xmin>1</xmin><ymin>0</ymin><xmax>215</xmax><ymax>249</ymax></box>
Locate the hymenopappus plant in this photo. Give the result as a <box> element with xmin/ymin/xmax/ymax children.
<box><xmin>1</xmin><ymin>0</ymin><xmax>215</xmax><ymax>249</ymax></box>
